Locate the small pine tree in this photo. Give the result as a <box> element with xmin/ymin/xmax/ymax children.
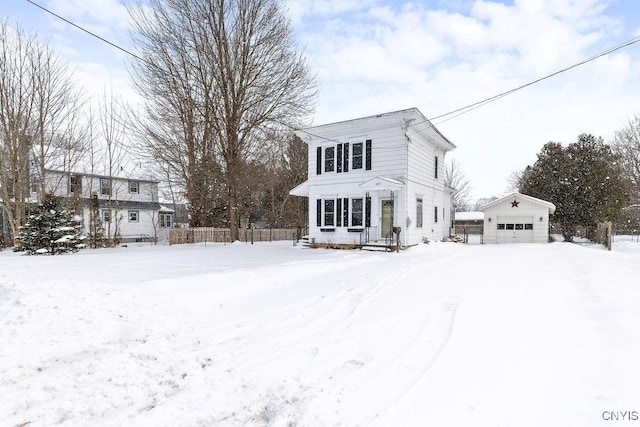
<box><xmin>15</xmin><ymin>193</ymin><xmax>85</xmax><ymax>255</ymax></box>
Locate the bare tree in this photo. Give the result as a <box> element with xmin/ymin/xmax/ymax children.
<box><xmin>611</xmin><ymin>115</ymin><xmax>640</xmax><ymax>204</ymax></box>
<box><xmin>445</xmin><ymin>158</ymin><xmax>471</xmax><ymax>211</ymax></box>
<box><xmin>128</xmin><ymin>0</ymin><xmax>317</xmax><ymax>241</ymax></box>
<box><xmin>0</xmin><ymin>22</ymin><xmax>36</xmax><ymax>245</ymax></box>
<box><xmin>0</xmin><ymin>21</ymin><xmax>88</xmax><ymax>246</ymax></box>
<box><xmin>99</xmin><ymin>89</ymin><xmax>130</xmax><ymax>244</ymax></box>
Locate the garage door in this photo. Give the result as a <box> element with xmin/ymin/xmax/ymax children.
<box><xmin>496</xmin><ymin>216</ymin><xmax>534</xmax><ymax>243</ymax></box>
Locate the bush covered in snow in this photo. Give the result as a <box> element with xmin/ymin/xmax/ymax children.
<box><xmin>15</xmin><ymin>193</ymin><xmax>85</xmax><ymax>255</ymax></box>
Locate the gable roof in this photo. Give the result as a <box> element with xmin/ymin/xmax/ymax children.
<box><xmin>296</xmin><ymin>107</ymin><xmax>456</xmax><ymax>151</ymax></box>
<box><xmin>479</xmin><ymin>192</ymin><xmax>556</xmax><ymax>214</ymax></box>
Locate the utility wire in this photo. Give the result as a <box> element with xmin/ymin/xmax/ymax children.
<box><xmin>25</xmin><ymin>0</ymin><xmax>640</xmax><ymax>145</ymax></box>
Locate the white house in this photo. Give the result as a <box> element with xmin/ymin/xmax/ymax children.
<box><xmin>480</xmin><ymin>192</ymin><xmax>556</xmax><ymax>244</ymax></box>
<box><xmin>33</xmin><ymin>169</ymin><xmax>173</xmax><ymax>244</ymax></box>
<box><xmin>290</xmin><ymin>108</ymin><xmax>456</xmax><ymax>248</ymax></box>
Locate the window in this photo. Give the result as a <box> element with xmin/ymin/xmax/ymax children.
<box><xmin>69</xmin><ymin>175</ymin><xmax>82</xmax><ymax>194</ymax></box>
<box><xmin>525</xmin><ymin>223</ymin><xmax>533</xmax><ymax>230</ymax></box>
<box><xmin>100</xmin><ymin>178</ymin><xmax>111</xmax><ymax>196</ymax></box>
<box><xmin>365</xmin><ymin>139</ymin><xmax>372</xmax><ymax>170</ymax></box>
<box><xmin>434</xmin><ymin>206</ymin><xmax>438</xmax><ymax>223</ymax></box>
<box><xmin>324</xmin><ymin>147</ymin><xmax>335</xmax><ymax>172</ymax></box>
<box><xmin>352</xmin><ymin>142</ymin><xmax>363</xmax><ymax>169</ymax></box>
<box><xmin>497</xmin><ymin>223</ymin><xmax>505</xmax><ymax>230</ymax></box>
<box><xmin>435</xmin><ymin>156</ymin><xmax>439</xmax><ymax>179</ymax></box>
<box><xmin>129</xmin><ymin>181</ymin><xmax>139</xmax><ymax>194</ymax></box>
<box><xmin>128</xmin><ymin>210</ymin><xmax>139</xmax><ymax>222</ymax></box>
<box><xmin>159</xmin><ymin>213</ymin><xmax>173</xmax><ymax>228</ymax></box>
<box><xmin>515</xmin><ymin>223</ymin><xmax>524</xmax><ymax>230</ymax></box>
<box><xmin>416</xmin><ymin>198</ymin><xmax>423</xmax><ymax>228</ymax></box>
<box><xmin>351</xmin><ymin>198</ymin><xmax>363</xmax><ymax>227</ymax></box>
<box><xmin>324</xmin><ymin>199</ymin><xmax>335</xmax><ymax>226</ymax></box>
<box><xmin>506</xmin><ymin>224</ymin><xmax>515</xmax><ymax>230</ymax></box>
<box><xmin>102</xmin><ymin>209</ymin><xmax>111</xmax><ymax>223</ymax></box>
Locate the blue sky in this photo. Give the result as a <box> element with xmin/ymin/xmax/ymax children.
<box><xmin>1</xmin><ymin>0</ymin><xmax>639</xmax><ymax>202</ymax></box>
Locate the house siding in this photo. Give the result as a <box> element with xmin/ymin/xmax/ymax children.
<box><xmin>295</xmin><ymin>108</ymin><xmax>455</xmax><ymax>247</ymax></box>
<box><xmin>39</xmin><ymin>170</ymin><xmax>165</xmax><ymax>243</ymax></box>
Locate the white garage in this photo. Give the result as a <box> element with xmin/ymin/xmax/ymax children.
<box><xmin>480</xmin><ymin>192</ymin><xmax>556</xmax><ymax>244</ymax></box>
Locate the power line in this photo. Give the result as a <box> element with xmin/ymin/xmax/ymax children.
<box><xmin>25</xmin><ymin>0</ymin><xmax>640</xmax><ymax>146</ymax></box>
<box><xmin>24</xmin><ymin>0</ymin><xmax>147</xmax><ymax>64</ymax></box>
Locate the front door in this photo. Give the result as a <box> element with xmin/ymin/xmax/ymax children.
<box><xmin>381</xmin><ymin>199</ymin><xmax>394</xmax><ymax>239</ymax></box>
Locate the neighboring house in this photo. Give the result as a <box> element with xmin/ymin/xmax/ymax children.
<box><xmin>290</xmin><ymin>108</ymin><xmax>456</xmax><ymax>248</ymax></box>
<box><xmin>31</xmin><ymin>169</ymin><xmax>173</xmax><ymax>244</ymax></box>
<box><xmin>480</xmin><ymin>192</ymin><xmax>555</xmax><ymax>244</ymax></box>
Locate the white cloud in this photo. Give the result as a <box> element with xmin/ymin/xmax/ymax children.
<box><xmin>292</xmin><ymin>0</ymin><xmax>639</xmax><ymax>200</ymax></box>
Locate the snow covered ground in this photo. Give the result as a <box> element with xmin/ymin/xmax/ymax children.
<box><xmin>1</xmin><ymin>239</ymin><xmax>639</xmax><ymax>426</ymax></box>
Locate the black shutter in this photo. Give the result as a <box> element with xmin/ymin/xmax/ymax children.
<box><xmin>316</xmin><ymin>147</ymin><xmax>322</xmax><ymax>175</ymax></box>
<box><xmin>343</xmin><ymin>197</ymin><xmax>349</xmax><ymax>227</ymax></box>
<box><xmin>316</xmin><ymin>199</ymin><xmax>322</xmax><ymax>226</ymax></box>
<box><xmin>337</xmin><ymin>144</ymin><xmax>343</xmax><ymax>173</ymax></box>
<box><xmin>365</xmin><ymin>195</ymin><xmax>371</xmax><ymax>227</ymax></box>
<box><xmin>344</xmin><ymin>143</ymin><xmax>349</xmax><ymax>172</ymax></box>
<box><xmin>337</xmin><ymin>198</ymin><xmax>342</xmax><ymax>226</ymax></box>
<box><xmin>365</xmin><ymin>139</ymin><xmax>372</xmax><ymax>170</ymax></box>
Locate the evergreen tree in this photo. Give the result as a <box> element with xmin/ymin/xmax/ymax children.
<box><xmin>518</xmin><ymin>134</ymin><xmax>629</xmax><ymax>241</ymax></box>
<box><xmin>15</xmin><ymin>193</ymin><xmax>84</xmax><ymax>254</ymax></box>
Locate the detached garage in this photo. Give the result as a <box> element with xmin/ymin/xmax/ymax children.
<box><xmin>480</xmin><ymin>192</ymin><xmax>556</xmax><ymax>244</ymax></box>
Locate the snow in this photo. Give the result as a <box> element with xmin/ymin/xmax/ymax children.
<box><xmin>1</xmin><ymin>240</ymin><xmax>639</xmax><ymax>426</ymax></box>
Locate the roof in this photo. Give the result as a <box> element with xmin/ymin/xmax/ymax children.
<box><xmin>296</xmin><ymin>107</ymin><xmax>456</xmax><ymax>151</ymax></box>
<box><xmin>454</xmin><ymin>211</ymin><xmax>484</xmax><ymax>221</ymax></box>
<box><xmin>479</xmin><ymin>192</ymin><xmax>556</xmax><ymax>214</ymax></box>
<box><xmin>359</xmin><ymin>176</ymin><xmax>405</xmax><ymax>191</ymax></box>
<box><xmin>289</xmin><ymin>180</ymin><xmax>309</xmax><ymax>197</ymax></box>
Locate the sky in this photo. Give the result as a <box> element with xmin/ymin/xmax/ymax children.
<box><xmin>1</xmin><ymin>0</ymin><xmax>639</xmax><ymax>203</ymax></box>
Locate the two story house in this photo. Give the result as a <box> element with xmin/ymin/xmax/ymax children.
<box><xmin>290</xmin><ymin>108</ymin><xmax>456</xmax><ymax>248</ymax></box>
<box><xmin>31</xmin><ymin>169</ymin><xmax>173</xmax><ymax>244</ymax></box>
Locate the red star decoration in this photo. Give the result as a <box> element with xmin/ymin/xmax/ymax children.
<box><xmin>511</xmin><ymin>199</ymin><xmax>520</xmax><ymax>207</ymax></box>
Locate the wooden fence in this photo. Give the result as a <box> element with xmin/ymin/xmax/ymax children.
<box><xmin>169</xmin><ymin>227</ymin><xmax>304</xmax><ymax>245</ymax></box>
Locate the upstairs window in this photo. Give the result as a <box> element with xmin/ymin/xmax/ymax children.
<box><xmin>324</xmin><ymin>147</ymin><xmax>335</xmax><ymax>172</ymax></box>
<box><xmin>100</xmin><ymin>178</ymin><xmax>111</xmax><ymax>196</ymax></box>
<box><xmin>352</xmin><ymin>142</ymin><xmax>363</xmax><ymax>170</ymax></box>
<box><xmin>435</xmin><ymin>156</ymin><xmax>439</xmax><ymax>179</ymax></box>
<box><xmin>69</xmin><ymin>175</ymin><xmax>82</xmax><ymax>194</ymax></box>
<box><xmin>129</xmin><ymin>181</ymin><xmax>139</xmax><ymax>194</ymax></box>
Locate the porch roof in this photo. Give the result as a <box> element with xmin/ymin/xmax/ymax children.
<box><xmin>289</xmin><ymin>180</ymin><xmax>309</xmax><ymax>197</ymax></box>
<box><xmin>359</xmin><ymin>176</ymin><xmax>405</xmax><ymax>191</ymax></box>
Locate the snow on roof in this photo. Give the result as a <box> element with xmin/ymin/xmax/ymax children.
<box><xmin>455</xmin><ymin>211</ymin><xmax>484</xmax><ymax>221</ymax></box>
